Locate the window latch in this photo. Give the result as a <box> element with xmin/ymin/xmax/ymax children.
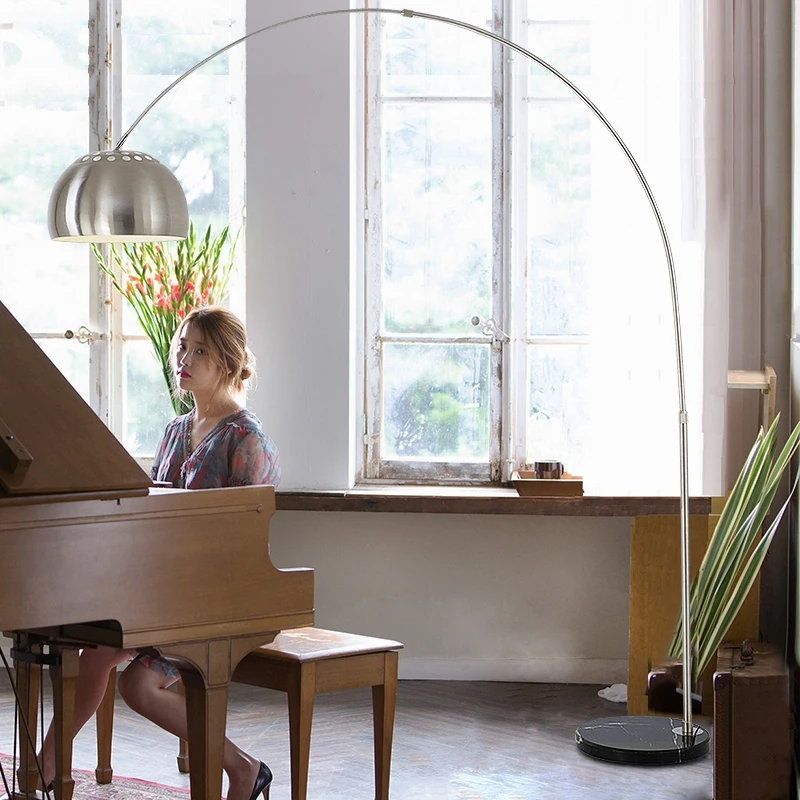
<box><xmin>471</xmin><ymin>316</ymin><xmax>510</xmax><ymax>344</ymax></box>
<box><xmin>64</xmin><ymin>326</ymin><xmax>104</xmax><ymax>345</ymax></box>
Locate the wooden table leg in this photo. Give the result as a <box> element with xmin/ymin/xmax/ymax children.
<box><xmin>95</xmin><ymin>668</ymin><xmax>117</xmax><ymax>784</ymax></box>
<box><xmin>50</xmin><ymin>647</ymin><xmax>79</xmax><ymax>800</ymax></box>
<box><xmin>180</xmin><ymin>667</ymin><xmax>228</xmax><ymax>800</ymax></box>
<box><xmin>372</xmin><ymin>651</ymin><xmax>398</xmax><ymax>800</ymax></box>
<box><xmin>175</xmin><ymin>682</ymin><xmax>190</xmax><ymax>774</ymax></box>
<box><xmin>177</xmin><ymin>735</ymin><xmax>191</xmax><ymax>774</ymax></box>
<box><xmin>14</xmin><ymin>657</ymin><xmax>42</xmax><ymax>798</ymax></box>
<box><xmin>287</xmin><ymin>662</ymin><xmax>315</xmax><ymax>800</ymax></box>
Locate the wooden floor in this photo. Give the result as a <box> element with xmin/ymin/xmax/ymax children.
<box><xmin>0</xmin><ymin>675</ymin><xmax>713</xmax><ymax>800</ymax></box>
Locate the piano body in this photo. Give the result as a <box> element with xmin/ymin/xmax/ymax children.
<box><xmin>0</xmin><ymin>298</ymin><xmax>314</xmax><ymax>800</ymax></box>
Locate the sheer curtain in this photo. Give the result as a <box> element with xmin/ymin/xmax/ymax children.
<box><xmin>581</xmin><ymin>1</ymin><xmax>706</xmax><ymax>496</ymax></box>
<box><xmin>583</xmin><ymin>0</ymin><xmax>765</xmax><ymax>496</ymax></box>
<box><xmin>702</xmin><ymin>0</ymin><xmax>764</xmax><ymax>494</ymax></box>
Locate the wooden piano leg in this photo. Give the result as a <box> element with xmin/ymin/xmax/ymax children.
<box><xmin>180</xmin><ymin>666</ymin><xmax>228</xmax><ymax>800</ymax></box>
<box><xmin>14</xmin><ymin>658</ymin><xmax>42</xmax><ymax>798</ymax></box>
<box><xmin>164</xmin><ymin>636</ymin><xmax>277</xmax><ymax>800</ymax></box>
<box><xmin>50</xmin><ymin>647</ymin><xmax>79</xmax><ymax>800</ymax></box>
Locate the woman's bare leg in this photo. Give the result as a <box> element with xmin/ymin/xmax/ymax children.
<box><xmin>118</xmin><ymin>660</ymin><xmax>262</xmax><ymax>800</ymax></box>
<box><xmin>39</xmin><ymin>646</ymin><xmax>131</xmax><ymax>787</ymax></box>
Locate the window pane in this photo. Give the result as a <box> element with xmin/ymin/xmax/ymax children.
<box><xmin>121</xmin><ymin>0</ymin><xmax>238</xmax><ymax>234</ymax></box>
<box><xmin>123</xmin><ymin>339</ymin><xmax>173</xmax><ymax>456</ymax></box>
<box><xmin>382</xmin><ymin>101</ymin><xmax>492</xmax><ymax>335</ymax></box>
<box><xmin>378</xmin><ymin>0</ymin><xmax>493</xmax><ymax>98</ymax></box>
<box><xmin>0</xmin><ymin>1</ymin><xmax>90</xmax><ymax>334</ymax></box>
<box><xmin>527</xmin><ymin>101</ymin><xmax>590</xmax><ymax>335</ymax></box>
<box><xmin>527</xmin><ymin>344</ymin><xmax>588</xmax><ymax>476</ymax></box>
<box><xmin>527</xmin><ymin>20</ymin><xmax>591</xmax><ymax>98</ymax></box>
<box><xmin>119</xmin><ymin>0</ymin><xmax>243</xmax><ymax>454</ymax></box>
<box><xmin>383</xmin><ymin>343</ymin><xmax>489</xmax><ymax>460</ymax></box>
<box><xmin>529</xmin><ymin>0</ymin><xmax>594</xmax><ymax>21</ymax></box>
<box><xmin>37</xmin><ymin>339</ymin><xmax>90</xmax><ymax>403</ymax></box>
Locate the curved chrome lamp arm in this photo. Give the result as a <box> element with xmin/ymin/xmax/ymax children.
<box><xmin>116</xmin><ymin>8</ymin><xmax>405</xmax><ymax>149</ymax></box>
<box><xmin>51</xmin><ymin>5</ymin><xmax>696</xmax><ymax>739</ymax></box>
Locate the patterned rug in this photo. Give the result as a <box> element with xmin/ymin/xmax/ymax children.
<box><xmin>0</xmin><ymin>755</ymin><xmax>190</xmax><ymax>799</ymax></box>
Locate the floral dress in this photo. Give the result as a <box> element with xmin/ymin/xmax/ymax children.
<box><xmin>150</xmin><ymin>407</ymin><xmax>281</xmax><ymax>489</ymax></box>
<box><xmin>135</xmin><ymin>407</ymin><xmax>280</xmax><ymax>680</ymax></box>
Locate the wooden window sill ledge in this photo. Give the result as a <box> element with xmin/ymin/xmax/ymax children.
<box><xmin>275</xmin><ymin>487</ymin><xmax>714</xmax><ymax>517</ymax></box>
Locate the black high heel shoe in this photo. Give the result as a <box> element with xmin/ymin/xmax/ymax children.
<box><xmin>248</xmin><ymin>762</ymin><xmax>273</xmax><ymax>800</ymax></box>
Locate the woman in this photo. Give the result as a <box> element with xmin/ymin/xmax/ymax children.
<box><xmin>39</xmin><ymin>306</ymin><xmax>278</xmax><ymax>800</ymax></box>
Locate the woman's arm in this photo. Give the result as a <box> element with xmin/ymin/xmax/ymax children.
<box><xmin>228</xmin><ymin>429</ymin><xmax>281</xmax><ymax>487</ymax></box>
<box><xmin>151</xmin><ymin>417</ymin><xmax>180</xmax><ymax>481</ymax></box>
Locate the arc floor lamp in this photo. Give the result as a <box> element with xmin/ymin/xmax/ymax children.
<box><xmin>47</xmin><ymin>6</ymin><xmax>708</xmax><ymax>764</ymax></box>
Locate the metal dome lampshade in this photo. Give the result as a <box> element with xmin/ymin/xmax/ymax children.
<box><xmin>48</xmin><ymin>149</ymin><xmax>188</xmax><ymax>242</ymax></box>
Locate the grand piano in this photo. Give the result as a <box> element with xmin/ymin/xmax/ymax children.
<box><xmin>0</xmin><ymin>298</ymin><xmax>314</xmax><ymax>800</ymax></box>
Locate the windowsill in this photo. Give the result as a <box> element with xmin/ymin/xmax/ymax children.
<box><xmin>275</xmin><ymin>486</ymin><xmax>715</xmax><ymax>517</ymax></box>
<box><xmin>138</xmin><ymin>453</ymin><xmax>713</xmax><ymax>516</ymax></box>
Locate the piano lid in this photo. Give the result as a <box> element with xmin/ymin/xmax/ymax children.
<box><xmin>0</xmin><ymin>298</ymin><xmax>152</xmax><ymax>496</ymax></box>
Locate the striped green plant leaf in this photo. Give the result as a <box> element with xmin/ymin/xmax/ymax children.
<box><xmin>694</xmin><ymin>474</ymin><xmax>798</xmax><ymax>677</ymax></box>
<box><xmin>667</xmin><ymin>414</ymin><xmax>800</xmax><ymax>683</ymax></box>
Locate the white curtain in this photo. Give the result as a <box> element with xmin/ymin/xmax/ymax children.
<box><xmin>581</xmin><ymin>0</ymin><xmax>768</xmax><ymax>496</ymax></box>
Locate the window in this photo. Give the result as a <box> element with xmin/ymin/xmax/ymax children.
<box><xmin>0</xmin><ymin>0</ymin><xmax>245</xmax><ymax>455</ymax></box>
<box><xmin>363</xmin><ymin>1</ymin><xmax>704</xmax><ymax>493</ymax></box>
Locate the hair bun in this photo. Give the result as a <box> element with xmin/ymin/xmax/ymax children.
<box><xmin>240</xmin><ymin>364</ymin><xmax>254</xmax><ymax>382</ymax></box>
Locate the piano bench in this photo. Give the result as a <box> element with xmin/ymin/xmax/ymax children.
<box><xmin>96</xmin><ymin>627</ymin><xmax>404</xmax><ymax>800</ymax></box>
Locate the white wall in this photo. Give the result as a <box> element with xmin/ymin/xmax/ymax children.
<box><xmin>269</xmin><ymin>511</ymin><xmax>631</xmax><ymax>683</ymax></box>
<box><xmin>242</xmin><ymin>0</ymin><xmax>792</xmax><ymax>681</ymax></box>
<box><xmin>246</xmin><ymin>0</ymin><xmax>355</xmax><ymax>491</ymax></box>
<box><xmin>242</xmin><ymin>0</ymin><xmax>632</xmax><ymax>683</ymax></box>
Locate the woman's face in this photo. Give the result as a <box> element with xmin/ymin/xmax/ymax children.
<box><xmin>174</xmin><ymin>322</ymin><xmax>223</xmax><ymax>398</ymax></box>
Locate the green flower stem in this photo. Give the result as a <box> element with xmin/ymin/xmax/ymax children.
<box><xmin>92</xmin><ymin>221</ymin><xmax>238</xmax><ymax>417</ymax></box>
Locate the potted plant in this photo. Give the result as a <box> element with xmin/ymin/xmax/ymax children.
<box><xmin>657</xmin><ymin>414</ymin><xmax>800</xmax><ymax>699</ymax></box>
<box><xmin>93</xmin><ymin>221</ymin><xmax>238</xmax><ymax>415</ymax></box>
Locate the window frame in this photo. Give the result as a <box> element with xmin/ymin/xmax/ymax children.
<box><xmin>363</xmin><ymin>2</ymin><xmax>600</xmax><ymax>486</ymax></box>
<box><xmin>87</xmin><ymin>0</ymin><xmax>246</xmax><ymax>450</ymax></box>
<box><xmin>363</xmin><ymin>3</ymin><xmax>509</xmax><ymax>485</ymax></box>
<box><xmin>361</xmin><ymin>3</ymin><xmax>667</xmax><ymax>488</ymax></box>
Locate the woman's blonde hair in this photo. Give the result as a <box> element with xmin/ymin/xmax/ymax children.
<box><xmin>170</xmin><ymin>306</ymin><xmax>256</xmax><ymax>403</ymax></box>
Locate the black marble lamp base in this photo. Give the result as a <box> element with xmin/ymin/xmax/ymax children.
<box><xmin>575</xmin><ymin>716</ymin><xmax>710</xmax><ymax>765</ymax></box>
